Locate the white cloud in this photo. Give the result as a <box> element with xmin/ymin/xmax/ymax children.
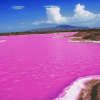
<box><xmin>31</xmin><ymin>21</ymin><xmax>45</xmax><ymax>25</ymax></box>
<box><xmin>42</xmin><ymin>4</ymin><xmax>100</xmax><ymax>27</ymax></box>
<box><xmin>11</xmin><ymin>6</ymin><xmax>24</xmax><ymax>10</ymax></box>
<box><xmin>31</xmin><ymin>21</ymin><xmax>39</xmax><ymax>25</ymax></box>
<box><xmin>74</xmin><ymin>4</ymin><xmax>97</xmax><ymax>21</ymax></box>
<box><xmin>45</xmin><ymin>6</ymin><xmax>67</xmax><ymax>24</ymax></box>
<box><xmin>8</xmin><ymin>27</ymin><xmax>12</xmax><ymax>29</ymax></box>
<box><xmin>31</xmin><ymin>21</ymin><xmax>40</xmax><ymax>25</ymax></box>
<box><xmin>31</xmin><ymin>4</ymin><xmax>100</xmax><ymax>27</ymax></box>
<box><xmin>98</xmin><ymin>14</ymin><xmax>100</xmax><ymax>18</ymax></box>
<box><xmin>44</xmin><ymin>4</ymin><xmax>99</xmax><ymax>24</ymax></box>
<box><xmin>21</xmin><ymin>23</ymin><xmax>24</xmax><ymax>24</ymax></box>
<box><xmin>43</xmin><ymin>6</ymin><xmax>59</xmax><ymax>8</ymax></box>
<box><xmin>46</xmin><ymin>20</ymin><xmax>53</xmax><ymax>23</ymax></box>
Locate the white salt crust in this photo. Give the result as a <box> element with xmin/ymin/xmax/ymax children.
<box><xmin>54</xmin><ymin>75</ymin><xmax>100</xmax><ymax>100</ymax></box>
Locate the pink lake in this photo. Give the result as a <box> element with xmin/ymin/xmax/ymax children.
<box><xmin>0</xmin><ymin>32</ymin><xmax>100</xmax><ymax>100</ymax></box>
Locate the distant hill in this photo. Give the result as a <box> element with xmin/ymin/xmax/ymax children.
<box><xmin>29</xmin><ymin>25</ymin><xmax>89</xmax><ymax>32</ymax></box>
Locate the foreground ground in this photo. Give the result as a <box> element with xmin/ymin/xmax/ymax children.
<box><xmin>55</xmin><ymin>75</ymin><xmax>100</xmax><ymax>100</ymax></box>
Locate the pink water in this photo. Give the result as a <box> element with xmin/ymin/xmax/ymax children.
<box><xmin>0</xmin><ymin>32</ymin><xmax>100</xmax><ymax>100</ymax></box>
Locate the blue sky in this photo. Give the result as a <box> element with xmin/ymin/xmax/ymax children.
<box><xmin>0</xmin><ymin>0</ymin><xmax>100</xmax><ymax>33</ymax></box>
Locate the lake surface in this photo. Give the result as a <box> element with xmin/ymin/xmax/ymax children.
<box><xmin>0</xmin><ymin>32</ymin><xmax>100</xmax><ymax>100</ymax></box>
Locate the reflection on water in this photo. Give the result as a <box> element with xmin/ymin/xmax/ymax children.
<box><xmin>0</xmin><ymin>32</ymin><xmax>100</xmax><ymax>100</ymax></box>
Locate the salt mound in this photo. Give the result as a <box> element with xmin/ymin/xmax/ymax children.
<box><xmin>0</xmin><ymin>40</ymin><xmax>6</xmax><ymax>42</ymax></box>
<box><xmin>54</xmin><ymin>75</ymin><xmax>100</xmax><ymax>100</ymax></box>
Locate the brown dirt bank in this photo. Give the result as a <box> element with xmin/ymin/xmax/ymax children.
<box><xmin>58</xmin><ymin>29</ymin><xmax>100</xmax><ymax>43</ymax></box>
<box><xmin>69</xmin><ymin>32</ymin><xmax>100</xmax><ymax>44</ymax></box>
<box><xmin>1</xmin><ymin>28</ymin><xmax>100</xmax><ymax>44</ymax></box>
<box><xmin>55</xmin><ymin>75</ymin><xmax>100</xmax><ymax>100</ymax></box>
<box><xmin>0</xmin><ymin>28</ymin><xmax>100</xmax><ymax>36</ymax></box>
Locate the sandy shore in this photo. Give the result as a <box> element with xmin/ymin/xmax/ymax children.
<box><xmin>53</xmin><ymin>36</ymin><xmax>100</xmax><ymax>44</ymax></box>
<box><xmin>54</xmin><ymin>75</ymin><xmax>100</xmax><ymax>100</ymax></box>
<box><xmin>54</xmin><ymin>31</ymin><xmax>100</xmax><ymax>44</ymax></box>
<box><xmin>68</xmin><ymin>37</ymin><xmax>100</xmax><ymax>44</ymax></box>
<box><xmin>0</xmin><ymin>40</ymin><xmax>6</xmax><ymax>42</ymax></box>
<box><xmin>1</xmin><ymin>28</ymin><xmax>100</xmax><ymax>44</ymax></box>
<box><xmin>69</xmin><ymin>39</ymin><xmax>100</xmax><ymax>44</ymax></box>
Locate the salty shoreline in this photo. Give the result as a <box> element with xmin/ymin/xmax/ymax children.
<box><xmin>55</xmin><ymin>36</ymin><xmax>100</xmax><ymax>44</ymax></box>
<box><xmin>68</xmin><ymin>38</ymin><xmax>100</xmax><ymax>44</ymax></box>
<box><xmin>1</xmin><ymin>28</ymin><xmax>100</xmax><ymax>44</ymax></box>
<box><xmin>54</xmin><ymin>75</ymin><xmax>100</xmax><ymax>100</ymax></box>
<box><xmin>0</xmin><ymin>40</ymin><xmax>6</xmax><ymax>42</ymax></box>
<box><xmin>54</xmin><ymin>30</ymin><xmax>100</xmax><ymax>44</ymax></box>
